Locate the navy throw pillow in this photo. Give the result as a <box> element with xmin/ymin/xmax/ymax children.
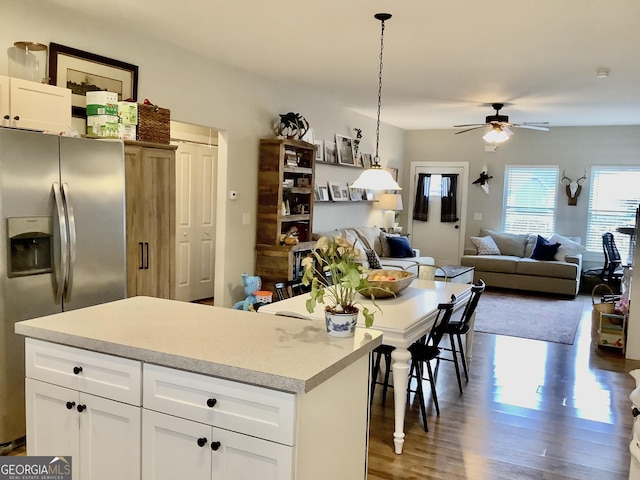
<box><xmin>530</xmin><ymin>235</ymin><xmax>561</xmax><ymax>261</ymax></box>
<box><xmin>387</xmin><ymin>236</ymin><xmax>415</xmax><ymax>258</ymax></box>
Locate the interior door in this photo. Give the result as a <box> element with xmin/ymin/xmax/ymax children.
<box><xmin>174</xmin><ymin>142</ymin><xmax>217</xmax><ymax>302</ymax></box>
<box><xmin>409</xmin><ymin>162</ymin><xmax>468</xmax><ymax>266</ymax></box>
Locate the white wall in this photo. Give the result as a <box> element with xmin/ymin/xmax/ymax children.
<box><xmin>3</xmin><ymin>1</ymin><xmax>404</xmax><ymax>307</ymax></box>
<box><xmin>404</xmin><ymin>125</ymin><xmax>640</xmax><ymax>266</ymax></box>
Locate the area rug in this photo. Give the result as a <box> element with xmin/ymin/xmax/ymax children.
<box><xmin>473</xmin><ymin>289</ymin><xmax>585</xmax><ymax>344</ymax></box>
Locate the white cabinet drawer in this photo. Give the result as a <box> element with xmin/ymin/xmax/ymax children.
<box><xmin>25</xmin><ymin>338</ymin><xmax>142</xmax><ymax>406</ymax></box>
<box><xmin>143</xmin><ymin>364</ymin><xmax>295</xmax><ymax>445</ymax></box>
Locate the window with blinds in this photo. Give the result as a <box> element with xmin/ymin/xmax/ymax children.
<box><xmin>502</xmin><ymin>166</ymin><xmax>559</xmax><ymax>235</ymax></box>
<box><xmin>585</xmin><ymin>167</ymin><xmax>640</xmax><ymax>253</ymax></box>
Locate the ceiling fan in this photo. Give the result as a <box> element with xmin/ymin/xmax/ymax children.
<box><xmin>454</xmin><ymin>103</ymin><xmax>549</xmax><ymax>142</ymax></box>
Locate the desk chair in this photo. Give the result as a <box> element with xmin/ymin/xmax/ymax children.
<box><xmin>437</xmin><ymin>279</ymin><xmax>485</xmax><ymax>394</ymax></box>
<box><xmin>407</xmin><ymin>296</ymin><xmax>456</xmax><ymax>432</ymax></box>
<box><xmin>601</xmin><ymin>232</ymin><xmax>624</xmax><ymax>294</ymax></box>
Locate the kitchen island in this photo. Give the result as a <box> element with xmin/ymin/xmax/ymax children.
<box><xmin>15</xmin><ymin>296</ymin><xmax>382</xmax><ymax>480</ymax></box>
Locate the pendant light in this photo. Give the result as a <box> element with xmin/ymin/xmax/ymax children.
<box><xmin>351</xmin><ymin>13</ymin><xmax>402</xmax><ymax>191</ymax></box>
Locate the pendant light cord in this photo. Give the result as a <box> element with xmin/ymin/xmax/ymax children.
<box><xmin>374</xmin><ymin>13</ymin><xmax>391</xmax><ymax>167</ymax></box>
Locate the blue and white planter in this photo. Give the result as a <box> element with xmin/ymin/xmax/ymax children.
<box><xmin>324</xmin><ymin>311</ymin><xmax>358</xmax><ymax>337</ymax></box>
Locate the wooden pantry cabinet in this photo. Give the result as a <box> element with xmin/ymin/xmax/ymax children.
<box><xmin>0</xmin><ymin>75</ymin><xmax>71</xmax><ymax>132</ymax></box>
<box><xmin>255</xmin><ymin>139</ymin><xmax>316</xmax><ymax>294</ymax></box>
<box><xmin>124</xmin><ymin>141</ymin><xmax>176</xmax><ymax>298</ymax></box>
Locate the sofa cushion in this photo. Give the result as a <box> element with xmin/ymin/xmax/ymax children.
<box><xmin>379</xmin><ymin>231</ymin><xmax>401</xmax><ymax>257</ymax></box>
<box><xmin>470</xmin><ymin>236</ymin><xmax>501</xmax><ymax>255</ymax></box>
<box><xmin>548</xmin><ymin>233</ymin><xmax>586</xmax><ymax>261</ymax></box>
<box><xmin>365</xmin><ymin>249</ymin><xmax>382</xmax><ymax>269</ymax></box>
<box><xmin>480</xmin><ymin>229</ymin><xmax>529</xmax><ymax>257</ymax></box>
<box><xmin>387</xmin><ymin>236</ymin><xmax>415</xmax><ymax>258</ymax></box>
<box><xmin>460</xmin><ymin>255</ymin><xmax>520</xmax><ymax>274</ymax></box>
<box><xmin>516</xmin><ymin>258</ymin><xmax>578</xmax><ymax>279</ymax></box>
<box><xmin>530</xmin><ymin>235</ymin><xmax>561</xmax><ymax>261</ymax></box>
<box><xmin>350</xmin><ymin>226</ymin><xmax>383</xmax><ymax>254</ymax></box>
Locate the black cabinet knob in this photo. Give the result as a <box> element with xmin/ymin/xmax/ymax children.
<box><xmin>13</xmin><ymin>116</ymin><xmax>19</xmax><ymax>121</ymax></box>
<box><xmin>210</xmin><ymin>441</ymin><xmax>221</xmax><ymax>451</ymax></box>
<box><xmin>66</xmin><ymin>401</ymin><xmax>76</xmax><ymax>410</ymax></box>
<box><xmin>76</xmin><ymin>404</ymin><xmax>86</xmax><ymax>412</ymax></box>
<box><xmin>633</xmin><ymin>407</ymin><xmax>640</xmax><ymax>418</ymax></box>
<box><xmin>197</xmin><ymin>437</ymin><xmax>207</xmax><ymax>447</ymax></box>
<box><xmin>206</xmin><ymin>398</ymin><xmax>217</xmax><ymax>408</ymax></box>
<box><xmin>73</xmin><ymin>366</ymin><xmax>83</xmax><ymax>375</ymax></box>
<box><xmin>3</xmin><ymin>115</ymin><xmax>9</xmax><ymax>120</ymax></box>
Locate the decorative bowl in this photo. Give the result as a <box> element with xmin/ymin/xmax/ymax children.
<box><xmin>359</xmin><ymin>270</ymin><xmax>416</xmax><ymax>299</ymax></box>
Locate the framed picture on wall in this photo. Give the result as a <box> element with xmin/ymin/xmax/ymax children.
<box><xmin>314</xmin><ymin>140</ymin><xmax>324</xmax><ymax>162</ymax></box>
<box><xmin>328</xmin><ymin>181</ymin><xmax>345</xmax><ymax>201</ymax></box>
<box><xmin>335</xmin><ymin>134</ymin><xmax>355</xmax><ymax>166</ymax></box>
<box><xmin>324</xmin><ymin>141</ymin><xmax>337</xmax><ymax>164</ymax></box>
<box><xmin>361</xmin><ymin>153</ymin><xmax>372</xmax><ymax>169</ymax></box>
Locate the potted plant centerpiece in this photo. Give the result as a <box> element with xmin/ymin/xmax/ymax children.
<box><xmin>301</xmin><ymin>235</ymin><xmax>390</xmax><ymax>337</ymax></box>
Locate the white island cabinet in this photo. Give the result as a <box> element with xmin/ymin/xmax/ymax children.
<box><xmin>16</xmin><ymin>296</ymin><xmax>382</xmax><ymax>480</ymax></box>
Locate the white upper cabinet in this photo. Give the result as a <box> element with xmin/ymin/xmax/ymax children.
<box><xmin>0</xmin><ymin>75</ymin><xmax>71</xmax><ymax>132</ymax></box>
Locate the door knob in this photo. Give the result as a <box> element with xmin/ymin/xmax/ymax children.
<box><xmin>197</xmin><ymin>437</ymin><xmax>208</xmax><ymax>447</ymax></box>
<box><xmin>76</xmin><ymin>404</ymin><xmax>86</xmax><ymax>412</ymax></box>
<box><xmin>210</xmin><ymin>441</ymin><xmax>221</xmax><ymax>451</ymax></box>
<box><xmin>73</xmin><ymin>366</ymin><xmax>83</xmax><ymax>375</ymax></box>
<box><xmin>633</xmin><ymin>407</ymin><xmax>640</xmax><ymax>417</ymax></box>
<box><xmin>206</xmin><ymin>398</ymin><xmax>217</xmax><ymax>408</ymax></box>
<box><xmin>454</xmin><ymin>225</ymin><xmax>459</xmax><ymax>229</ymax></box>
<box><xmin>66</xmin><ymin>401</ymin><xmax>76</xmax><ymax>410</ymax></box>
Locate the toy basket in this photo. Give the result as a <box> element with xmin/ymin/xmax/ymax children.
<box><xmin>137</xmin><ymin>104</ymin><xmax>170</xmax><ymax>144</ymax></box>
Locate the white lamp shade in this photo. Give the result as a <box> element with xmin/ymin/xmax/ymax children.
<box><xmin>351</xmin><ymin>167</ymin><xmax>402</xmax><ymax>191</ymax></box>
<box><xmin>378</xmin><ymin>193</ymin><xmax>403</xmax><ymax>211</ymax></box>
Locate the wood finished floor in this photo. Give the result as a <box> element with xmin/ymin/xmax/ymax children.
<box><xmin>367</xmin><ymin>293</ymin><xmax>640</xmax><ymax>479</ymax></box>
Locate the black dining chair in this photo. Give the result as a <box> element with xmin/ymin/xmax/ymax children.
<box><xmin>407</xmin><ymin>296</ymin><xmax>456</xmax><ymax>432</ymax></box>
<box><xmin>370</xmin><ymin>344</ymin><xmax>395</xmax><ymax>406</ymax></box>
<box><xmin>437</xmin><ymin>279</ymin><xmax>486</xmax><ymax>394</ymax></box>
<box><xmin>274</xmin><ymin>278</ymin><xmax>309</xmax><ymax>301</ymax></box>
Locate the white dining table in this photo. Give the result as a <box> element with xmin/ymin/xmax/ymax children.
<box><xmin>258</xmin><ymin>279</ymin><xmax>473</xmax><ymax>454</ymax></box>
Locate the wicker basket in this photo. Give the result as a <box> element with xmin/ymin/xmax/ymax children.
<box><xmin>137</xmin><ymin>104</ymin><xmax>170</xmax><ymax>144</ymax></box>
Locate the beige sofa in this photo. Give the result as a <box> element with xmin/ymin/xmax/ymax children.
<box><xmin>460</xmin><ymin>229</ymin><xmax>583</xmax><ymax>297</ymax></box>
<box><xmin>312</xmin><ymin>225</ymin><xmax>434</xmax><ymax>274</ymax></box>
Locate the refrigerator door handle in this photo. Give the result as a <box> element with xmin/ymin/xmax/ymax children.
<box><xmin>145</xmin><ymin>242</ymin><xmax>149</xmax><ymax>269</ymax></box>
<box><xmin>139</xmin><ymin>242</ymin><xmax>144</xmax><ymax>269</ymax></box>
<box><xmin>52</xmin><ymin>182</ymin><xmax>69</xmax><ymax>303</ymax></box>
<box><xmin>62</xmin><ymin>183</ymin><xmax>76</xmax><ymax>300</ymax></box>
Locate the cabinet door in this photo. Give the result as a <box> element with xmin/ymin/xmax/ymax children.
<box><xmin>124</xmin><ymin>146</ymin><xmax>176</xmax><ymax>298</ymax></box>
<box><xmin>9</xmin><ymin>77</ymin><xmax>71</xmax><ymax>131</ymax></box>
<box><xmin>25</xmin><ymin>379</ymin><xmax>80</xmax><ymax>478</ymax></box>
<box><xmin>0</xmin><ymin>75</ymin><xmax>9</xmax><ymax>126</ymax></box>
<box><xmin>211</xmin><ymin>428</ymin><xmax>293</xmax><ymax>480</ymax></box>
<box><xmin>142</xmin><ymin>409</ymin><xmax>211</xmax><ymax>480</ymax></box>
<box><xmin>79</xmin><ymin>393</ymin><xmax>141</xmax><ymax>480</ymax></box>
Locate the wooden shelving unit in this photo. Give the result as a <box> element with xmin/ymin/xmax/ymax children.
<box><xmin>255</xmin><ymin>138</ymin><xmax>316</xmax><ymax>294</ymax></box>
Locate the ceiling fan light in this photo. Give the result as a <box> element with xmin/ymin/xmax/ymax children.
<box><xmin>483</xmin><ymin>127</ymin><xmax>510</xmax><ymax>144</ymax></box>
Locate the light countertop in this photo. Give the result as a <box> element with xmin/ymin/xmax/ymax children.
<box><xmin>15</xmin><ymin>296</ymin><xmax>382</xmax><ymax>394</ymax></box>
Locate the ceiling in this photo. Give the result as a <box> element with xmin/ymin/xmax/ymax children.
<box><xmin>50</xmin><ymin>0</ymin><xmax>640</xmax><ymax>130</ymax></box>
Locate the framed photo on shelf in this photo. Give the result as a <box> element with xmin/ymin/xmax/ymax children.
<box><xmin>328</xmin><ymin>181</ymin><xmax>345</xmax><ymax>201</ymax></box>
<box><xmin>361</xmin><ymin>153</ymin><xmax>372</xmax><ymax>169</ymax></box>
<box><xmin>341</xmin><ymin>187</ymin><xmax>350</xmax><ymax>200</ymax></box>
<box><xmin>386</xmin><ymin>167</ymin><xmax>399</xmax><ymax>182</ymax></box>
<box><xmin>365</xmin><ymin>189</ymin><xmax>376</xmax><ymax>201</ymax></box>
<box><xmin>49</xmin><ymin>42</ymin><xmax>139</xmax><ymax>117</ymax></box>
<box><xmin>335</xmin><ymin>134</ymin><xmax>355</xmax><ymax>166</ymax></box>
<box><xmin>349</xmin><ymin>186</ymin><xmax>363</xmax><ymax>201</ymax></box>
<box><xmin>314</xmin><ymin>140</ymin><xmax>324</xmax><ymax>162</ymax></box>
<box><xmin>324</xmin><ymin>141</ymin><xmax>337</xmax><ymax>164</ymax></box>
<box><xmin>318</xmin><ymin>184</ymin><xmax>330</xmax><ymax>201</ymax></box>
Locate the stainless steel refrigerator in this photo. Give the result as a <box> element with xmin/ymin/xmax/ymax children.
<box><xmin>0</xmin><ymin>128</ymin><xmax>126</xmax><ymax>448</ymax></box>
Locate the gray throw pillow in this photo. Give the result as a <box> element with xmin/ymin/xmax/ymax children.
<box><xmin>471</xmin><ymin>236</ymin><xmax>501</xmax><ymax>255</ymax></box>
<box><xmin>379</xmin><ymin>232</ymin><xmax>400</xmax><ymax>257</ymax></box>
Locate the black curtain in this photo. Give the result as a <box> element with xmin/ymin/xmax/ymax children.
<box><xmin>440</xmin><ymin>174</ymin><xmax>459</xmax><ymax>223</ymax></box>
<box><xmin>413</xmin><ymin>173</ymin><xmax>431</xmax><ymax>221</ymax></box>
